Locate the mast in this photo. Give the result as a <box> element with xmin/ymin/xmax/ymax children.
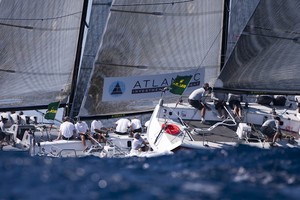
<box><xmin>65</xmin><ymin>0</ymin><xmax>90</xmax><ymax>117</ymax></box>
<box><xmin>220</xmin><ymin>0</ymin><xmax>230</xmax><ymax>70</ymax></box>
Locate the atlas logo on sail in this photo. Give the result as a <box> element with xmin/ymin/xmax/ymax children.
<box><xmin>103</xmin><ymin>69</ymin><xmax>205</xmax><ymax>101</ymax></box>
<box><xmin>109</xmin><ymin>81</ymin><xmax>125</xmax><ymax>96</ymax></box>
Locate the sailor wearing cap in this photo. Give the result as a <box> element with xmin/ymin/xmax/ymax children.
<box><xmin>56</xmin><ymin>116</ymin><xmax>76</xmax><ymax>140</ymax></box>
<box><xmin>131</xmin><ymin>133</ymin><xmax>149</xmax><ymax>152</ymax></box>
<box><xmin>188</xmin><ymin>83</ymin><xmax>212</xmax><ymax>123</ymax></box>
<box><xmin>260</xmin><ymin>116</ymin><xmax>283</xmax><ymax>146</ymax></box>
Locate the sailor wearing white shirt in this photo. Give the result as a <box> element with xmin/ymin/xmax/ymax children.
<box><xmin>211</xmin><ymin>91</ymin><xmax>228</xmax><ymax>119</ymax></box>
<box><xmin>227</xmin><ymin>93</ymin><xmax>243</xmax><ymax>119</ymax></box>
<box><xmin>10</xmin><ymin>111</ymin><xmax>20</xmax><ymax>125</ymax></box>
<box><xmin>0</xmin><ymin>116</ymin><xmax>9</xmax><ymax>144</ymax></box>
<box><xmin>130</xmin><ymin>117</ymin><xmax>142</xmax><ymax>136</ymax></box>
<box><xmin>188</xmin><ymin>83</ymin><xmax>211</xmax><ymax>122</ymax></box>
<box><xmin>131</xmin><ymin>133</ymin><xmax>149</xmax><ymax>152</ymax></box>
<box><xmin>260</xmin><ymin>116</ymin><xmax>283</xmax><ymax>145</ymax></box>
<box><xmin>115</xmin><ymin>118</ymin><xmax>131</xmax><ymax>135</ymax></box>
<box><xmin>0</xmin><ymin>112</ymin><xmax>13</xmax><ymax>128</ymax></box>
<box><xmin>91</xmin><ymin>120</ymin><xmax>103</xmax><ymax>133</ymax></box>
<box><xmin>91</xmin><ymin>119</ymin><xmax>106</xmax><ymax>143</ymax></box>
<box><xmin>18</xmin><ymin>111</ymin><xmax>27</xmax><ymax>125</ymax></box>
<box><xmin>0</xmin><ymin>118</ymin><xmax>6</xmax><ymax>132</ymax></box>
<box><xmin>144</xmin><ymin>120</ymin><xmax>150</xmax><ymax>132</ymax></box>
<box><xmin>75</xmin><ymin>118</ymin><xmax>90</xmax><ymax>149</ymax></box>
<box><xmin>57</xmin><ymin>117</ymin><xmax>76</xmax><ymax>140</ymax></box>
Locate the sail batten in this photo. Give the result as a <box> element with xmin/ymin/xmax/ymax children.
<box><xmin>79</xmin><ymin>0</ymin><xmax>225</xmax><ymax>118</ymax></box>
<box><xmin>217</xmin><ymin>0</ymin><xmax>300</xmax><ymax>95</ymax></box>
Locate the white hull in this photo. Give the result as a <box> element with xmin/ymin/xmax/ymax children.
<box><xmin>147</xmin><ymin>99</ymin><xmax>300</xmax><ymax>151</ymax></box>
<box><xmin>164</xmin><ymin>101</ymin><xmax>300</xmax><ymax>134</ymax></box>
<box><xmin>5</xmin><ymin>123</ymin><xmax>163</xmax><ymax>158</ymax></box>
<box><xmin>19</xmin><ymin>131</ymin><xmax>150</xmax><ymax>158</ymax></box>
<box><xmin>178</xmin><ymin>138</ymin><xmax>299</xmax><ymax>150</ymax></box>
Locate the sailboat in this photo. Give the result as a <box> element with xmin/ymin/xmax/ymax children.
<box><xmin>146</xmin><ymin>0</ymin><xmax>300</xmax><ymax>151</ymax></box>
<box><xmin>0</xmin><ymin>0</ymin><xmax>130</xmax><ymax>157</ymax></box>
<box><xmin>74</xmin><ymin>0</ymin><xmax>231</xmax><ymax>156</ymax></box>
<box><xmin>39</xmin><ymin>0</ymin><xmax>225</xmax><ymax>157</ymax></box>
<box><xmin>1</xmin><ymin>0</ymin><xmax>295</xmax><ymax>154</ymax></box>
<box><xmin>0</xmin><ymin>0</ymin><xmax>93</xmax><ymax>156</ymax></box>
<box><xmin>0</xmin><ymin>0</ymin><xmax>84</xmax><ymax>150</ymax></box>
<box><xmin>77</xmin><ymin>0</ymin><xmax>224</xmax><ymax>119</ymax></box>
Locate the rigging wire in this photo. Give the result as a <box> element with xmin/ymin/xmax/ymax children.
<box><xmin>170</xmin><ymin>20</ymin><xmax>225</xmax><ymax>106</ymax></box>
<box><xmin>194</xmin><ymin>28</ymin><xmax>223</xmax><ymax>78</ymax></box>
<box><xmin>170</xmin><ymin>26</ymin><xmax>224</xmax><ymax>108</ymax></box>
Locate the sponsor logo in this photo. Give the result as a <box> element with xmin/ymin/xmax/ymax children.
<box><xmin>131</xmin><ymin>73</ymin><xmax>201</xmax><ymax>94</ymax></box>
<box><xmin>109</xmin><ymin>81</ymin><xmax>125</xmax><ymax>97</ymax></box>
<box><xmin>104</xmin><ymin>70</ymin><xmax>203</xmax><ymax>101</ymax></box>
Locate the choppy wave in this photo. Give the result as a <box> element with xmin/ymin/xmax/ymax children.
<box><xmin>1</xmin><ymin>145</ymin><xmax>300</xmax><ymax>200</ymax></box>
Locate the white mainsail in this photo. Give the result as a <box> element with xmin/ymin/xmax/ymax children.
<box><xmin>79</xmin><ymin>0</ymin><xmax>226</xmax><ymax>119</ymax></box>
<box><xmin>0</xmin><ymin>0</ymin><xmax>86</xmax><ymax>110</ymax></box>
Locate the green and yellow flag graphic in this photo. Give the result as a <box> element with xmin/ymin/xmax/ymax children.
<box><xmin>170</xmin><ymin>75</ymin><xmax>192</xmax><ymax>95</ymax></box>
<box><xmin>44</xmin><ymin>101</ymin><xmax>60</xmax><ymax>120</ymax></box>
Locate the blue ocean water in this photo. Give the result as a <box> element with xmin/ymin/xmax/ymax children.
<box><xmin>1</xmin><ymin>145</ymin><xmax>300</xmax><ymax>200</ymax></box>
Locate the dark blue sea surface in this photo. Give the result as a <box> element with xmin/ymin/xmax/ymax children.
<box><xmin>1</xmin><ymin>145</ymin><xmax>300</xmax><ymax>200</ymax></box>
